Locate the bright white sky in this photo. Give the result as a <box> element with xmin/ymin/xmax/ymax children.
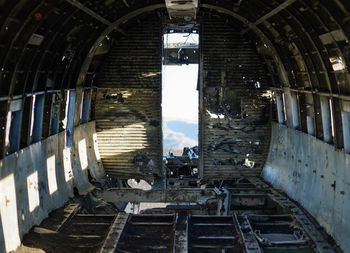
<box><xmin>162</xmin><ymin>33</ymin><xmax>199</xmax><ymax>124</ymax></box>
<box><xmin>162</xmin><ymin>64</ymin><xmax>198</xmax><ymax>124</ymax></box>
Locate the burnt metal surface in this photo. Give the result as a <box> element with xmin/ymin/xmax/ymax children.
<box><xmin>199</xmin><ymin>15</ymin><xmax>272</xmax><ymax>179</ymax></box>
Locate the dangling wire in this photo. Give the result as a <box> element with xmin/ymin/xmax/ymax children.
<box><xmin>184</xmin><ymin>32</ymin><xmax>191</xmax><ymax>44</ymax></box>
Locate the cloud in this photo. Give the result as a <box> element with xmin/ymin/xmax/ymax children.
<box><xmin>163</xmin><ymin>122</ymin><xmax>197</xmax><ymax>149</ymax></box>
<box><xmin>163</xmin><ymin>116</ymin><xmax>198</xmax><ymax>124</ymax></box>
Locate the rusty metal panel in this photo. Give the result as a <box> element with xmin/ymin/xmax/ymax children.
<box><xmin>95</xmin><ymin>88</ymin><xmax>162</xmax><ymax>179</ymax></box>
<box><xmin>199</xmin><ymin>17</ymin><xmax>271</xmax><ymax>179</ymax></box>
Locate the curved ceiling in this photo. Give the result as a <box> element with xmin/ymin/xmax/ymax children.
<box><xmin>0</xmin><ymin>0</ymin><xmax>349</xmax><ymax>97</ymax></box>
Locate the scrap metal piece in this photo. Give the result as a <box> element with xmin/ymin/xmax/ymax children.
<box><xmin>215</xmin><ymin>187</ymin><xmax>230</xmax><ymax>216</ymax></box>
<box><xmin>254</xmin><ymin>229</ymin><xmax>307</xmax><ymax>245</ymax></box>
<box><xmin>28</xmin><ymin>33</ymin><xmax>44</xmax><ymax>46</ymax></box>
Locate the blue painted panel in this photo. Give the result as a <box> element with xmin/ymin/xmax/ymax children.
<box><xmin>263</xmin><ymin>123</ymin><xmax>350</xmax><ymax>252</ymax></box>
<box><xmin>81</xmin><ymin>97</ymin><xmax>90</xmax><ymax>124</ymax></box>
<box><xmin>50</xmin><ymin>117</ymin><xmax>59</xmax><ymax>135</ymax></box>
<box><xmin>9</xmin><ymin>110</ymin><xmax>22</xmax><ymax>153</ymax></box>
<box><xmin>50</xmin><ymin>99</ymin><xmax>60</xmax><ymax>135</ymax></box>
<box><xmin>32</xmin><ymin>95</ymin><xmax>45</xmax><ymax>143</ymax></box>
<box><xmin>66</xmin><ymin>91</ymin><xmax>76</xmax><ymax>148</ymax></box>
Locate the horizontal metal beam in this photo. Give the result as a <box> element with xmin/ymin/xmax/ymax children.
<box><xmin>255</xmin><ymin>0</ymin><xmax>296</xmax><ymax>25</ymax></box>
<box><xmin>65</xmin><ymin>0</ymin><xmax>126</xmax><ymax>35</ymax></box>
<box><xmin>99</xmin><ymin>188</ymin><xmax>267</xmax><ymax>203</ymax></box>
<box><xmin>270</xmin><ymin>87</ymin><xmax>350</xmax><ymax>102</ymax></box>
<box><xmin>100</xmin><ymin>188</ymin><xmax>217</xmax><ymax>203</ymax></box>
<box><xmin>122</xmin><ymin>0</ymin><xmax>130</xmax><ymax>8</ymax></box>
<box><xmin>65</xmin><ymin>0</ymin><xmax>111</xmax><ymax>25</ymax></box>
<box><xmin>240</xmin><ymin>0</ymin><xmax>296</xmax><ymax>34</ymax></box>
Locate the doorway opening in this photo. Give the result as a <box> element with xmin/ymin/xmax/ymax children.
<box><xmin>162</xmin><ymin>29</ymin><xmax>199</xmax><ymax>186</ymax></box>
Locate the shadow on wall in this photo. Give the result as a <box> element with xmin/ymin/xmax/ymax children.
<box><xmin>0</xmin><ymin>121</ymin><xmax>104</xmax><ymax>252</ymax></box>
<box><xmin>95</xmin><ymin>88</ymin><xmax>162</xmax><ymax>180</ymax></box>
<box><xmin>96</xmin><ymin>123</ymin><xmax>156</xmax><ymax>179</ymax></box>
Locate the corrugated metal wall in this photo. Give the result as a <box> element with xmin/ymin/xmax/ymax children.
<box><xmin>199</xmin><ymin>17</ymin><xmax>271</xmax><ymax>179</ymax></box>
<box><xmin>95</xmin><ymin>15</ymin><xmax>162</xmax><ymax>179</ymax></box>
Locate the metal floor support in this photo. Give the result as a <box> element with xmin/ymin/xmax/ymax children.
<box><xmin>18</xmin><ymin>177</ymin><xmax>340</xmax><ymax>253</ymax></box>
<box><xmin>188</xmin><ymin>215</ymin><xmax>242</xmax><ymax>252</ymax></box>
